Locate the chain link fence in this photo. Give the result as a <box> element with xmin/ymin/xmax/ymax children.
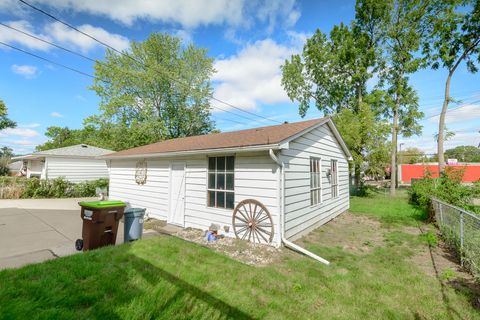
<box><xmin>432</xmin><ymin>197</ymin><xmax>480</xmax><ymax>279</ymax></box>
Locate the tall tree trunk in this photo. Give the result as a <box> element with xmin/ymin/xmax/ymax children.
<box><xmin>354</xmin><ymin>164</ymin><xmax>361</xmax><ymax>189</ymax></box>
<box><xmin>390</xmin><ymin>98</ymin><xmax>399</xmax><ymax>196</ymax></box>
<box><xmin>353</xmin><ymin>86</ymin><xmax>363</xmax><ymax>189</ymax></box>
<box><xmin>438</xmin><ymin>72</ymin><xmax>453</xmax><ymax>173</ymax></box>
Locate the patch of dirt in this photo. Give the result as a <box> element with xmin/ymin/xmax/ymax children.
<box><xmin>175</xmin><ymin>228</ymin><xmax>283</xmax><ymax>266</ymax></box>
<box><xmin>412</xmin><ymin>234</ymin><xmax>480</xmax><ymax>310</ymax></box>
<box><xmin>296</xmin><ymin>212</ymin><xmax>384</xmax><ymax>255</ymax></box>
<box><xmin>143</xmin><ymin>218</ymin><xmax>167</xmax><ymax>230</ymax></box>
<box><xmin>143</xmin><ymin>219</ymin><xmax>282</xmax><ymax>266</ymax></box>
<box><xmin>400</xmin><ymin>225</ymin><xmax>422</xmax><ymax>235</ymax></box>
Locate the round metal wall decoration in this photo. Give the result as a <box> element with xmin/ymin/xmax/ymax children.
<box><xmin>135</xmin><ymin>160</ymin><xmax>147</xmax><ymax>185</ymax></box>
<box><xmin>232</xmin><ymin>199</ymin><xmax>274</xmax><ymax>244</ymax></box>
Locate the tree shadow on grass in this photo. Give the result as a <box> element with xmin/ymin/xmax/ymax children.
<box><xmin>0</xmin><ymin>239</ymin><xmax>254</xmax><ymax>320</ymax></box>
<box><xmin>124</xmin><ymin>248</ymin><xmax>255</xmax><ymax>319</ymax></box>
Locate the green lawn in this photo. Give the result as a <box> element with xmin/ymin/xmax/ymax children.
<box><xmin>0</xmin><ymin>192</ymin><xmax>478</xmax><ymax>319</ymax></box>
<box><xmin>350</xmin><ymin>188</ymin><xmax>427</xmax><ymax>226</ymax></box>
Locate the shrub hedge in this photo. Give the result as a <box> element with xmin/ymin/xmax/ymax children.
<box><xmin>0</xmin><ymin>176</ymin><xmax>109</xmax><ymax>199</ymax></box>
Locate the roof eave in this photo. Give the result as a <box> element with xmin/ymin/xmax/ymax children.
<box><xmin>11</xmin><ymin>154</ymin><xmax>44</xmax><ymax>161</ymax></box>
<box><xmin>99</xmin><ymin>143</ymin><xmax>284</xmax><ymax>160</ymax></box>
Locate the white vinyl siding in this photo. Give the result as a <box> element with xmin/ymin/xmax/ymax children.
<box><xmin>109</xmin><ymin>159</ymin><xmax>170</xmax><ymax>219</ymax></box>
<box><xmin>108</xmin><ymin>152</ymin><xmax>281</xmax><ymax>245</ymax></box>
<box><xmin>281</xmin><ymin>123</ymin><xmax>350</xmax><ymax>241</ymax></box>
<box><xmin>46</xmin><ymin>157</ymin><xmax>109</xmax><ymax>183</ymax></box>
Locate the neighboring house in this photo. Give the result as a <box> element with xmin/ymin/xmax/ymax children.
<box><xmin>400</xmin><ymin>163</ymin><xmax>480</xmax><ymax>184</ymax></box>
<box><xmin>12</xmin><ymin>144</ymin><xmax>113</xmax><ymax>183</ymax></box>
<box><xmin>102</xmin><ymin>118</ymin><xmax>352</xmax><ymax>246</ymax></box>
<box><xmin>7</xmin><ymin>160</ymin><xmax>23</xmax><ymax>176</ymax></box>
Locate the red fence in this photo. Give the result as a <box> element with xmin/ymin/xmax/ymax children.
<box><xmin>401</xmin><ymin>164</ymin><xmax>480</xmax><ymax>183</ymax></box>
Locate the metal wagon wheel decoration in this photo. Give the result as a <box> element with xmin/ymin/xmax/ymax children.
<box><xmin>232</xmin><ymin>199</ymin><xmax>274</xmax><ymax>244</ymax></box>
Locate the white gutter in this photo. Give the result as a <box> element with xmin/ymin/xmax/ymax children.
<box><xmin>99</xmin><ymin>144</ymin><xmax>282</xmax><ymax>160</ymax></box>
<box><xmin>269</xmin><ymin>149</ymin><xmax>330</xmax><ymax>265</ymax></box>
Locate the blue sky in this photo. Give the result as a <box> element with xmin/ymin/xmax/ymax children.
<box><xmin>0</xmin><ymin>0</ymin><xmax>479</xmax><ymax>155</ymax></box>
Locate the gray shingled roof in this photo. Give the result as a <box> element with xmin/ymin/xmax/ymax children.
<box><xmin>34</xmin><ymin>144</ymin><xmax>113</xmax><ymax>157</ymax></box>
<box><xmin>8</xmin><ymin>160</ymin><xmax>23</xmax><ymax>171</ymax></box>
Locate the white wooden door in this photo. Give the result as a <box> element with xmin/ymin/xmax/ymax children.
<box><xmin>169</xmin><ymin>162</ymin><xmax>185</xmax><ymax>226</ymax></box>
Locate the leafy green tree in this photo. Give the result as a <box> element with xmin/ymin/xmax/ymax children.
<box><xmin>334</xmin><ymin>103</ymin><xmax>390</xmax><ymax>182</ymax></box>
<box><xmin>424</xmin><ymin>0</ymin><xmax>480</xmax><ymax>172</ymax></box>
<box><xmin>380</xmin><ymin>0</ymin><xmax>428</xmax><ymax>195</ymax></box>
<box><xmin>0</xmin><ymin>100</ymin><xmax>17</xmax><ymax>176</ymax></box>
<box><xmin>0</xmin><ymin>100</ymin><xmax>16</xmax><ymax>131</ymax></box>
<box><xmin>0</xmin><ymin>146</ymin><xmax>13</xmax><ymax>176</ymax></box>
<box><xmin>86</xmin><ymin>33</ymin><xmax>215</xmax><ymax>150</ymax></box>
<box><xmin>398</xmin><ymin>147</ymin><xmax>425</xmax><ymax>164</ymax></box>
<box><xmin>364</xmin><ymin>140</ymin><xmax>391</xmax><ymax>180</ymax></box>
<box><xmin>445</xmin><ymin>145</ymin><xmax>480</xmax><ymax>162</ymax></box>
<box><xmin>36</xmin><ymin>127</ymin><xmax>83</xmax><ymax>151</ymax></box>
<box><xmin>281</xmin><ymin>2</ymin><xmax>390</xmax><ymax>187</ymax></box>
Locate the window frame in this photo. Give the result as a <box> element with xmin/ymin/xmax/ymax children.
<box><xmin>310</xmin><ymin>157</ymin><xmax>322</xmax><ymax>206</ymax></box>
<box><xmin>330</xmin><ymin>159</ymin><xmax>338</xmax><ymax>199</ymax></box>
<box><xmin>207</xmin><ymin>156</ymin><xmax>235</xmax><ymax>209</ymax></box>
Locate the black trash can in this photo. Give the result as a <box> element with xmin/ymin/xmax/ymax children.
<box><xmin>124</xmin><ymin>208</ymin><xmax>146</xmax><ymax>243</ymax></box>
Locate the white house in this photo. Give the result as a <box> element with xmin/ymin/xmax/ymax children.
<box><xmin>102</xmin><ymin>117</ymin><xmax>352</xmax><ymax>247</ymax></box>
<box><xmin>13</xmin><ymin>144</ymin><xmax>113</xmax><ymax>183</ymax></box>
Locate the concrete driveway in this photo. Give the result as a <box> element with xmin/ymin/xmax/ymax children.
<box><xmin>0</xmin><ymin>198</ymin><xmax>128</xmax><ymax>269</ymax></box>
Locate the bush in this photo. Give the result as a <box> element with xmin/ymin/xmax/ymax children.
<box><xmin>409</xmin><ymin>178</ymin><xmax>435</xmax><ymax>209</ymax></box>
<box><xmin>72</xmin><ymin>178</ymin><xmax>109</xmax><ymax>197</ymax></box>
<box><xmin>409</xmin><ymin>169</ymin><xmax>478</xmax><ymax>215</ymax></box>
<box><xmin>2</xmin><ymin>177</ymin><xmax>110</xmax><ymax>199</ymax></box>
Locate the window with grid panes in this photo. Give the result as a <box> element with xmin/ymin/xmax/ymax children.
<box><xmin>310</xmin><ymin>157</ymin><xmax>322</xmax><ymax>205</ymax></box>
<box><xmin>207</xmin><ymin>156</ymin><xmax>235</xmax><ymax>209</ymax></box>
<box><xmin>331</xmin><ymin>159</ymin><xmax>338</xmax><ymax>198</ymax></box>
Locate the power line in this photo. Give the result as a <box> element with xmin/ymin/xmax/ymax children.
<box><xmin>419</xmin><ymin>92</ymin><xmax>480</xmax><ymax>109</ymax></box>
<box><xmin>0</xmin><ymin>22</ymin><xmax>96</xmax><ymax>62</ymax></box>
<box><xmin>17</xmin><ymin>0</ymin><xmax>282</xmax><ymax>125</ymax></box>
<box><xmin>211</xmin><ymin>116</ymin><xmax>249</xmax><ymax>126</ymax></box>
<box><xmin>421</xmin><ymin>99</ymin><xmax>480</xmax><ymax>121</ymax></box>
<box><xmin>0</xmin><ymin>41</ymin><xmax>94</xmax><ymax>78</ymax></box>
<box><xmin>0</xmin><ymin>25</ymin><xmax>267</xmax><ymax>125</ymax></box>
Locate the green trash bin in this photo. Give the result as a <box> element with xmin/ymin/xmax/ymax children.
<box><xmin>124</xmin><ymin>208</ymin><xmax>146</xmax><ymax>243</ymax></box>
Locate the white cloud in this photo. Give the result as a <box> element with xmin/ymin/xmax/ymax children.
<box><xmin>11</xmin><ymin>64</ymin><xmax>39</xmax><ymax>79</ymax></box>
<box><xmin>0</xmin><ymin>20</ymin><xmax>52</xmax><ymax>51</ymax></box>
<box><xmin>50</xmin><ymin>112</ymin><xmax>63</xmax><ymax>118</ymax></box>
<box><xmin>28</xmin><ymin>0</ymin><xmax>245</xmax><ymax>27</ymax></box>
<box><xmin>13</xmin><ymin>0</ymin><xmax>298</xmax><ymax>31</ymax></box>
<box><xmin>13</xmin><ymin>139</ymin><xmax>37</xmax><ymax>146</ymax></box>
<box><xmin>173</xmin><ymin>29</ymin><xmax>193</xmax><ymax>45</ymax></box>
<box><xmin>0</xmin><ymin>128</ymin><xmax>40</xmax><ymax>138</ymax></box>
<box><xmin>400</xmin><ymin>130</ymin><xmax>480</xmax><ymax>154</ymax></box>
<box><xmin>0</xmin><ymin>20</ymin><xmax>129</xmax><ymax>53</ymax></box>
<box><xmin>212</xmin><ymin>39</ymin><xmax>300</xmax><ymax>111</ymax></box>
<box><xmin>429</xmin><ymin>104</ymin><xmax>480</xmax><ymax>124</ymax></box>
<box><xmin>45</xmin><ymin>22</ymin><xmax>130</xmax><ymax>53</ymax></box>
<box><xmin>254</xmin><ymin>0</ymin><xmax>300</xmax><ymax>33</ymax></box>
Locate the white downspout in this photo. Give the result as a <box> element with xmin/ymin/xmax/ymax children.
<box><xmin>269</xmin><ymin>149</ymin><xmax>330</xmax><ymax>265</ymax></box>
